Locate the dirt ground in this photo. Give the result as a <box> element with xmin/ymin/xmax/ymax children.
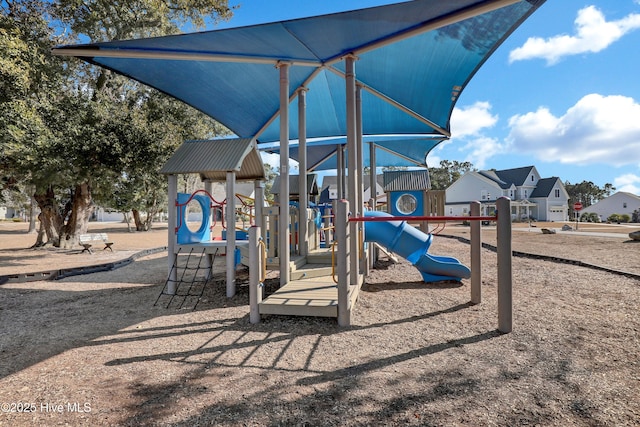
<box><xmin>0</xmin><ymin>220</ymin><xmax>639</xmax><ymax>426</ymax></box>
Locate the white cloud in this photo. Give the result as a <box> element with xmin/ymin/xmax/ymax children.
<box><xmin>425</xmin><ymin>152</ymin><xmax>442</xmax><ymax>168</ymax></box>
<box><xmin>613</xmin><ymin>173</ymin><xmax>640</xmax><ymax>194</ymax></box>
<box><xmin>446</xmin><ymin>102</ymin><xmax>503</xmax><ymax>168</ymax></box>
<box><xmin>450</xmin><ymin>101</ymin><xmax>498</xmax><ymax>137</ymax></box>
<box><xmin>509</xmin><ymin>6</ymin><xmax>640</xmax><ymax>65</ymax></box>
<box><xmin>459</xmin><ymin>136</ymin><xmax>503</xmax><ymax>170</ymax></box>
<box><xmin>260</xmin><ymin>152</ymin><xmax>299</xmax><ymax>172</ymax></box>
<box><xmin>506</xmin><ymin>94</ymin><xmax>640</xmax><ymax>166</ymax></box>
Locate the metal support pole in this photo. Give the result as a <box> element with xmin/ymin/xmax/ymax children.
<box><xmin>356</xmin><ymin>85</ymin><xmax>363</xmax><ymax>209</ymax></box>
<box><xmin>226</xmin><ymin>171</ymin><xmax>236</xmax><ymax>297</ymax></box>
<box><xmin>167</xmin><ymin>174</ymin><xmax>178</xmax><ymax>294</ymax></box>
<box><xmin>203</xmin><ymin>180</ymin><xmax>213</xmax><ymax>273</ymax></box>
<box><xmin>496</xmin><ymin>197</ymin><xmax>513</xmax><ymax>333</ymax></box>
<box><xmin>204</xmin><ymin>180</ymin><xmax>213</xmax><ymax>241</ymax></box>
<box><xmin>298</xmin><ymin>88</ymin><xmax>308</xmax><ymax>257</ymax></box>
<box><xmin>369</xmin><ymin>143</ymin><xmax>377</xmax><ymax>209</ymax></box>
<box><xmin>278</xmin><ymin>62</ymin><xmax>291</xmax><ymax>286</ymax></box>
<box><xmin>336</xmin><ymin>199</ymin><xmax>351</xmax><ymax>327</ymax></box>
<box><xmin>368</xmin><ymin>197</ymin><xmax>377</xmax><ymax>269</ymax></box>
<box><xmin>356</xmin><ymin>84</ymin><xmax>366</xmax><ymax>276</ymax></box>
<box><xmin>470</xmin><ymin>201</ymin><xmax>482</xmax><ymax>304</ymax></box>
<box><xmin>249</xmin><ymin>226</ymin><xmax>262</xmax><ymax>324</ymax></box>
<box><xmin>254</xmin><ymin>180</ymin><xmax>264</xmax><ymax>227</ymax></box>
<box><xmin>346</xmin><ymin>55</ymin><xmax>359</xmax><ymax>285</ymax></box>
<box><xmin>337</xmin><ymin>145</ymin><xmax>345</xmax><ymax>199</ymax></box>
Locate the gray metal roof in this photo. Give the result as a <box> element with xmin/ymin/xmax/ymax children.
<box><xmin>271</xmin><ymin>174</ymin><xmax>319</xmax><ymax>195</ymax></box>
<box><xmin>320</xmin><ymin>174</ymin><xmax>384</xmax><ymax>192</ymax></box>
<box><xmin>160</xmin><ymin>138</ymin><xmax>265</xmax><ymax>182</ymax></box>
<box><xmin>383</xmin><ymin>170</ymin><xmax>431</xmax><ymax>192</ymax></box>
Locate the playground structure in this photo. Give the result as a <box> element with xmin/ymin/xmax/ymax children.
<box><xmin>158</xmin><ymin>138</ymin><xmax>266</xmax><ymax>301</ymax></box>
<box><xmin>52</xmin><ymin>1</ymin><xmax>549</xmax><ymax>334</ymax></box>
<box><xmin>155</xmin><ymin>136</ymin><xmax>513</xmax><ymax>333</ymax></box>
<box><xmin>248</xmin><ymin>198</ymin><xmax>513</xmax><ymax>332</ymax></box>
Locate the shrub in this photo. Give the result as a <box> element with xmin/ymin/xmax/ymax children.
<box><xmin>608</xmin><ymin>213</ymin><xmax>631</xmax><ymax>223</ymax></box>
<box><xmin>580</xmin><ymin>212</ymin><xmax>599</xmax><ymax>223</ymax></box>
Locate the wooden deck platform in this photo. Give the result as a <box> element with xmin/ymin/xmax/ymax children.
<box><xmin>259</xmin><ymin>276</ymin><xmax>338</xmax><ymax>317</ymax></box>
<box><xmin>253</xmin><ymin>246</ymin><xmax>363</xmax><ymax>320</ymax></box>
<box><xmin>258</xmin><ymin>274</ymin><xmax>363</xmax><ymax>319</ymax></box>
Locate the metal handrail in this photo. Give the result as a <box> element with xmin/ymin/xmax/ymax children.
<box><xmin>348</xmin><ymin>215</ymin><xmax>498</xmax><ymax>222</ymax></box>
<box><xmin>331</xmin><ymin>241</ymin><xmax>339</xmax><ymax>284</ymax></box>
<box><xmin>258</xmin><ymin>238</ymin><xmax>267</xmax><ymax>283</ymax></box>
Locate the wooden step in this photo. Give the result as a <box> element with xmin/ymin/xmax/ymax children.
<box><xmin>259</xmin><ymin>276</ymin><xmax>338</xmax><ymax>317</ymax></box>
<box><xmin>290</xmin><ymin>264</ymin><xmax>334</xmax><ymax>281</ymax></box>
<box><xmin>306</xmin><ymin>249</ymin><xmax>334</xmax><ymax>264</ymax></box>
<box><xmin>266</xmin><ymin>255</ymin><xmax>306</xmax><ymax>270</ymax></box>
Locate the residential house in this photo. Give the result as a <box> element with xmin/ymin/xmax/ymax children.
<box><xmin>445</xmin><ymin>166</ymin><xmax>569</xmax><ymax>221</ymax></box>
<box><xmin>580</xmin><ymin>191</ymin><xmax>640</xmax><ymax>221</ymax></box>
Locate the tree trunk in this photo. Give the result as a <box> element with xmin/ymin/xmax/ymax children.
<box><xmin>122</xmin><ymin>211</ymin><xmax>133</xmax><ymax>232</ymax></box>
<box><xmin>143</xmin><ymin>197</ymin><xmax>158</xmax><ymax>231</ymax></box>
<box><xmin>33</xmin><ymin>220</ymin><xmax>47</xmax><ymax>247</ymax></box>
<box><xmin>33</xmin><ymin>186</ymin><xmax>63</xmax><ymax>247</ymax></box>
<box><xmin>27</xmin><ymin>190</ymin><xmax>37</xmax><ymax>234</ymax></box>
<box><xmin>60</xmin><ymin>183</ymin><xmax>94</xmax><ymax>249</ymax></box>
<box><xmin>132</xmin><ymin>209</ymin><xmax>147</xmax><ymax>231</ymax></box>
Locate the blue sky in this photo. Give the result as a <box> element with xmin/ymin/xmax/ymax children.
<box><xmin>215</xmin><ymin>1</ymin><xmax>640</xmax><ymax>194</ymax></box>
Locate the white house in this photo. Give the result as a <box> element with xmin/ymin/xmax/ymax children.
<box><xmin>445</xmin><ymin>165</ymin><xmax>569</xmax><ymax>221</ymax></box>
<box><xmin>580</xmin><ymin>191</ymin><xmax>640</xmax><ymax>221</ymax></box>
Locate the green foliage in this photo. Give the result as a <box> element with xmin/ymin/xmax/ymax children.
<box><xmin>429</xmin><ymin>160</ymin><xmax>476</xmax><ymax>190</ymax></box>
<box><xmin>56</xmin><ymin>0</ymin><xmax>234</xmax><ymax>41</ymax></box>
<box><xmin>580</xmin><ymin>212</ymin><xmax>600</xmax><ymax>223</ymax></box>
<box><xmin>564</xmin><ymin>180</ymin><xmax>615</xmax><ymax>213</ymax></box>
<box><xmin>263</xmin><ymin>163</ymin><xmax>278</xmax><ymax>204</ymax></box>
<box><xmin>606</xmin><ymin>213</ymin><xmax>631</xmax><ymax>223</ymax></box>
<box><xmin>1</xmin><ymin>0</ymin><xmax>234</xmax><ymax>235</ymax></box>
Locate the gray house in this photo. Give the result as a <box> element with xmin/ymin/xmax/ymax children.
<box><xmin>580</xmin><ymin>191</ymin><xmax>640</xmax><ymax>221</ymax></box>
<box><xmin>446</xmin><ymin>166</ymin><xmax>569</xmax><ymax>221</ymax></box>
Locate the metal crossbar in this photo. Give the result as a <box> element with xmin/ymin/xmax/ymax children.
<box><xmin>348</xmin><ymin>215</ymin><xmax>498</xmax><ymax>222</ymax></box>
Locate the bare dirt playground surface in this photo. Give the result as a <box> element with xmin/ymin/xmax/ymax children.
<box><xmin>0</xmin><ymin>220</ymin><xmax>639</xmax><ymax>426</ymax></box>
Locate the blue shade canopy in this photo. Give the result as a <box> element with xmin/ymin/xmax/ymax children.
<box><xmin>261</xmin><ymin>135</ymin><xmax>446</xmax><ymax>171</ymax></box>
<box><xmin>53</xmin><ymin>0</ymin><xmax>545</xmax><ymax>156</ymax></box>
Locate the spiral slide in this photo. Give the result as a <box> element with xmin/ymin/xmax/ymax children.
<box><xmin>364</xmin><ymin>211</ymin><xmax>471</xmax><ymax>283</ymax></box>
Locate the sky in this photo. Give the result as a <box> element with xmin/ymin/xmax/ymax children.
<box><xmin>214</xmin><ymin>0</ymin><xmax>640</xmax><ymax>194</ymax></box>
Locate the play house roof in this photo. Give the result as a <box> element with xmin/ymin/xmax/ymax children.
<box><xmin>53</xmin><ymin>0</ymin><xmax>546</xmax><ymax>168</ymax></box>
<box><xmin>383</xmin><ymin>170</ymin><xmax>432</xmax><ymax>192</ymax></box>
<box><xmin>271</xmin><ymin>174</ymin><xmax>319</xmax><ymax>196</ymax></box>
<box><xmin>160</xmin><ymin>138</ymin><xmax>265</xmax><ymax>182</ymax></box>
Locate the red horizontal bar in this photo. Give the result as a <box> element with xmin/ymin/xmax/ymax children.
<box><xmin>348</xmin><ymin>215</ymin><xmax>498</xmax><ymax>222</ymax></box>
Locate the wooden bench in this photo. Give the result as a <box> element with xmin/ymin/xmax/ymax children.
<box><xmin>79</xmin><ymin>233</ymin><xmax>114</xmax><ymax>254</ymax></box>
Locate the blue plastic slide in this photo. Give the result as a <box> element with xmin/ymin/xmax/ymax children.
<box><xmin>363</xmin><ymin>211</ymin><xmax>471</xmax><ymax>282</ymax></box>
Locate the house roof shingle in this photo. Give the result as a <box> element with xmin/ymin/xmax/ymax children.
<box><xmin>530</xmin><ymin>177</ymin><xmax>559</xmax><ymax>198</ymax></box>
<box><xmin>494</xmin><ymin>166</ymin><xmax>535</xmax><ymax>187</ymax></box>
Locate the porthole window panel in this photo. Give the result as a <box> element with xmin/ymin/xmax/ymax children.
<box><xmin>396</xmin><ymin>193</ymin><xmax>418</xmax><ymax>215</ymax></box>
